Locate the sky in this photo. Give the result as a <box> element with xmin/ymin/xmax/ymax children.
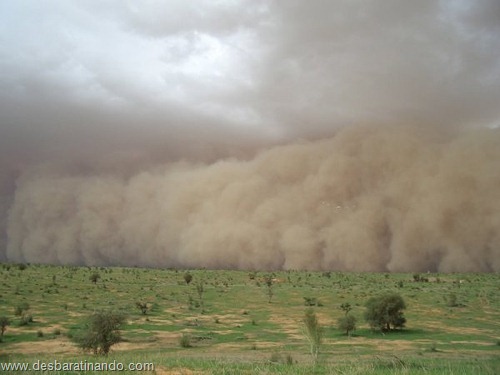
<box><xmin>1</xmin><ymin>1</ymin><xmax>499</xmax><ymax>271</ymax></box>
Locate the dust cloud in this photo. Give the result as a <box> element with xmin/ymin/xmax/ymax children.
<box><xmin>5</xmin><ymin>125</ymin><xmax>500</xmax><ymax>272</ymax></box>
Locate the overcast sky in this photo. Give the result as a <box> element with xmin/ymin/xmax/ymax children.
<box><xmin>1</xmin><ymin>0</ymin><xmax>500</xmax><ymax>169</ymax></box>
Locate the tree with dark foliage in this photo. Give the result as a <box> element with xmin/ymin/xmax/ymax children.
<box><xmin>364</xmin><ymin>293</ymin><xmax>406</xmax><ymax>332</ymax></box>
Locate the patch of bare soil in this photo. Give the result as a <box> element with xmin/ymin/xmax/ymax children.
<box><xmin>4</xmin><ymin>337</ymin><xmax>79</xmax><ymax>355</ymax></box>
<box><xmin>423</xmin><ymin>322</ymin><xmax>491</xmax><ymax>336</ymax></box>
<box><xmin>267</xmin><ymin>312</ymin><xmax>303</xmax><ymax>340</ymax></box>
<box><xmin>155</xmin><ymin>367</ymin><xmax>204</xmax><ymax>375</ymax></box>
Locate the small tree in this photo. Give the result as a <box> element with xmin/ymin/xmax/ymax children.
<box><xmin>90</xmin><ymin>272</ymin><xmax>101</xmax><ymax>284</ymax></box>
<box><xmin>0</xmin><ymin>316</ymin><xmax>10</xmax><ymax>342</ymax></box>
<box><xmin>264</xmin><ymin>274</ymin><xmax>274</xmax><ymax>303</ymax></box>
<box><xmin>364</xmin><ymin>293</ymin><xmax>406</xmax><ymax>332</ymax></box>
<box><xmin>77</xmin><ymin>311</ymin><xmax>126</xmax><ymax>355</ymax></box>
<box><xmin>196</xmin><ymin>281</ymin><xmax>205</xmax><ymax>310</ymax></box>
<box><xmin>340</xmin><ymin>302</ymin><xmax>352</xmax><ymax>316</ymax></box>
<box><xmin>337</xmin><ymin>314</ymin><xmax>356</xmax><ymax>336</ymax></box>
<box><xmin>303</xmin><ymin>308</ymin><xmax>323</xmax><ymax>364</ymax></box>
<box><xmin>183</xmin><ymin>272</ymin><xmax>193</xmax><ymax>285</ymax></box>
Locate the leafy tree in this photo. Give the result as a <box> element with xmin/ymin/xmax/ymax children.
<box><xmin>364</xmin><ymin>293</ymin><xmax>406</xmax><ymax>332</ymax></box>
<box><xmin>0</xmin><ymin>316</ymin><xmax>10</xmax><ymax>342</ymax></box>
<box><xmin>303</xmin><ymin>308</ymin><xmax>323</xmax><ymax>364</ymax></box>
<box><xmin>77</xmin><ymin>311</ymin><xmax>126</xmax><ymax>355</ymax></box>
<box><xmin>183</xmin><ymin>272</ymin><xmax>193</xmax><ymax>285</ymax></box>
<box><xmin>337</xmin><ymin>314</ymin><xmax>356</xmax><ymax>336</ymax></box>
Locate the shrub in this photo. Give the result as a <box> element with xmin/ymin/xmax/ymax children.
<box><xmin>89</xmin><ymin>272</ymin><xmax>101</xmax><ymax>284</ymax></box>
<box><xmin>447</xmin><ymin>293</ymin><xmax>459</xmax><ymax>307</ymax></box>
<box><xmin>135</xmin><ymin>301</ymin><xmax>150</xmax><ymax>315</ymax></box>
<box><xmin>183</xmin><ymin>272</ymin><xmax>193</xmax><ymax>285</ymax></box>
<box><xmin>338</xmin><ymin>314</ymin><xmax>357</xmax><ymax>336</ymax></box>
<box><xmin>269</xmin><ymin>352</ymin><xmax>294</xmax><ymax>365</ymax></box>
<box><xmin>304</xmin><ymin>297</ymin><xmax>323</xmax><ymax>306</ymax></box>
<box><xmin>15</xmin><ymin>302</ymin><xmax>30</xmax><ymax>316</ymax></box>
<box><xmin>179</xmin><ymin>333</ymin><xmax>192</xmax><ymax>348</ymax></box>
<box><xmin>0</xmin><ymin>316</ymin><xmax>10</xmax><ymax>342</ymax></box>
<box><xmin>20</xmin><ymin>313</ymin><xmax>33</xmax><ymax>326</ymax></box>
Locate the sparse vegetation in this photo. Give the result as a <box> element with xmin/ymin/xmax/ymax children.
<box><xmin>0</xmin><ymin>264</ymin><xmax>498</xmax><ymax>374</ymax></box>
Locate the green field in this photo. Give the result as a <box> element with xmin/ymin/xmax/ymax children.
<box><xmin>0</xmin><ymin>263</ymin><xmax>499</xmax><ymax>374</ymax></box>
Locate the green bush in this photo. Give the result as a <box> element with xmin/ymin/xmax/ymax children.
<box><xmin>76</xmin><ymin>310</ymin><xmax>126</xmax><ymax>355</ymax></box>
<box><xmin>19</xmin><ymin>313</ymin><xmax>33</xmax><ymax>326</ymax></box>
<box><xmin>15</xmin><ymin>302</ymin><xmax>30</xmax><ymax>316</ymax></box>
<box><xmin>364</xmin><ymin>293</ymin><xmax>406</xmax><ymax>332</ymax></box>
<box><xmin>179</xmin><ymin>333</ymin><xmax>192</xmax><ymax>348</ymax></box>
<box><xmin>338</xmin><ymin>314</ymin><xmax>357</xmax><ymax>336</ymax></box>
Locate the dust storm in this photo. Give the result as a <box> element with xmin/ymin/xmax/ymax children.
<box><xmin>6</xmin><ymin>125</ymin><xmax>500</xmax><ymax>272</ymax></box>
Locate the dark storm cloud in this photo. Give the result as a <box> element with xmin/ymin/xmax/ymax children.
<box><xmin>1</xmin><ymin>1</ymin><xmax>499</xmax><ymax>270</ymax></box>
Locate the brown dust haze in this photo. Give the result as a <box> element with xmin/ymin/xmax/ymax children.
<box><xmin>5</xmin><ymin>125</ymin><xmax>500</xmax><ymax>272</ymax></box>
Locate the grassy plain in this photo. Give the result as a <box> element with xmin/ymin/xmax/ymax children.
<box><xmin>0</xmin><ymin>263</ymin><xmax>499</xmax><ymax>374</ymax></box>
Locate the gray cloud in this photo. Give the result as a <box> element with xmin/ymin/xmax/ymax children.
<box><xmin>1</xmin><ymin>1</ymin><xmax>499</xmax><ymax>270</ymax></box>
